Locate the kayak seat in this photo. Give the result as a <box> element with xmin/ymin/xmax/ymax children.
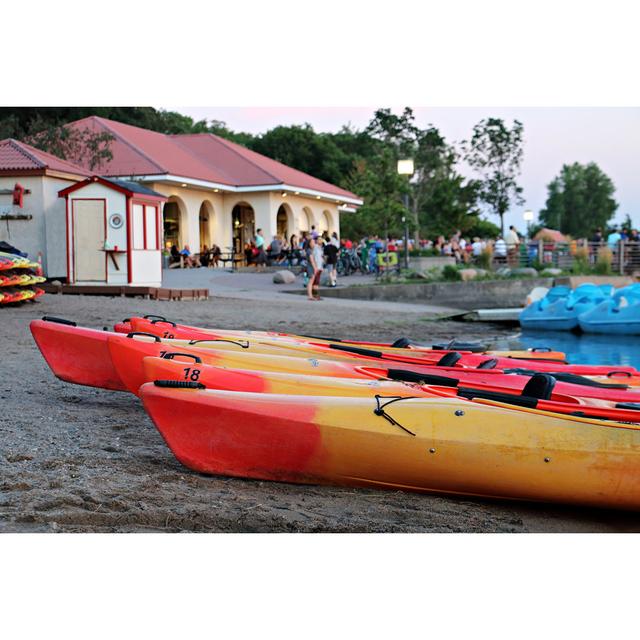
<box><xmin>504</xmin><ymin>368</ymin><xmax>629</xmax><ymax>390</ymax></box>
<box><xmin>436</xmin><ymin>352</ymin><xmax>462</xmax><ymax>367</ymax></box>
<box><xmin>615</xmin><ymin>402</ymin><xmax>640</xmax><ymax>411</ymax></box>
<box><xmin>391</xmin><ymin>337</ymin><xmax>412</xmax><ymax>348</ymax></box>
<box><xmin>521</xmin><ymin>373</ymin><xmax>556</xmax><ymax>400</ymax></box>
<box><xmin>477</xmin><ymin>358</ymin><xmax>498</xmax><ymax>369</ymax></box>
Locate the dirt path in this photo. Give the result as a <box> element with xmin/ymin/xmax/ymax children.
<box><xmin>2</xmin><ymin>293</ymin><xmax>639</xmax><ymax>533</ymax></box>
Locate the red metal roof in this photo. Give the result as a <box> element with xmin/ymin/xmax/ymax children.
<box><xmin>0</xmin><ymin>138</ymin><xmax>90</xmax><ymax>176</ymax></box>
<box><xmin>64</xmin><ymin>116</ymin><xmax>360</xmax><ymax>201</ymax></box>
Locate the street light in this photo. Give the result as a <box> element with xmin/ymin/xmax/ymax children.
<box><xmin>397</xmin><ymin>158</ymin><xmax>414</xmax><ymax>270</ymax></box>
<box><xmin>523</xmin><ymin>209</ymin><xmax>534</xmax><ymax>239</ymax></box>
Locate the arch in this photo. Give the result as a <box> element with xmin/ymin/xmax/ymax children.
<box><xmin>199</xmin><ymin>200</ymin><xmax>215</xmax><ymax>251</ymax></box>
<box><xmin>276</xmin><ymin>202</ymin><xmax>294</xmax><ymax>240</ymax></box>
<box><xmin>319</xmin><ymin>210</ymin><xmax>331</xmax><ymax>234</ymax></box>
<box><xmin>299</xmin><ymin>206</ymin><xmax>314</xmax><ymax>233</ymax></box>
<box><xmin>163</xmin><ymin>195</ymin><xmax>187</xmax><ymax>250</ymax></box>
<box><xmin>231</xmin><ymin>201</ymin><xmax>256</xmax><ymax>256</ymax></box>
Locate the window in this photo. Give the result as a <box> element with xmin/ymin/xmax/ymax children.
<box><xmin>145</xmin><ymin>205</ymin><xmax>157</xmax><ymax>250</ymax></box>
<box><xmin>132</xmin><ymin>204</ymin><xmax>144</xmax><ymax>249</ymax></box>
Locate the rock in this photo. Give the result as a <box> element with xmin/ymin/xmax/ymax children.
<box><xmin>474</xmin><ymin>268</ymin><xmax>488</xmax><ymax>278</ymax></box>
<box><xmin>495</xmin><ymin>267</ymin><xmax>512</xmax><ymax>277</ymax></box>
<box><xmin>541</xmin><ymin>268</ymin><xmax>562</xmax><ymax>276</ymax></box>
<box><xmin>272</xmin><ymin>270</ymin><xmax>296</xmax><ymax>284</ymax></box>
<box><xmin>511</xmin><ymin>267</ymin><xmax>538</xmax><ymax>277</ymax></box>
<box><xmin>51</xmin><ymin>280</ymin><xmax>62</xmax><ymax>286</ymax></box>
<box><xmin>459</xmin><ymin>268</ymin><xmax>477</xmax><ymax>281</ymax></box>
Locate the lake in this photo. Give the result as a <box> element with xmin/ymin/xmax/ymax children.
<box><xmin>491</xmin><ymin>330</ymin><xmax>640</xmax><ymax>369</ymax></box>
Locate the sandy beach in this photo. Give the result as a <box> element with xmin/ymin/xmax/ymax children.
<box><xmin>2</xmin><ymin>278</ymin><xmax>640</xmax><ymax>533</ymax></box>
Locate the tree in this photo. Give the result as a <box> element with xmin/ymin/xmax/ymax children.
<box><xmin>343</xmin><ymin>147</ymin><xmax>407</xmax><ymax>239</ymax></box>
<box><xmin>538</xmin><ymin>162</ymin><xmax>617</xmax><ymax>237</ymax></box>
<box><xmin>464</xmin><ymin>118</ymin><xmax>525</xmax><ymax>235</ymax></box>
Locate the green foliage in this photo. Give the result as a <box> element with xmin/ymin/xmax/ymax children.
<box><xmin>539</xmin><ymin>162</ymin><xmax>618</xmax><ymax>237</ymax></box>
<box><xmin>442</xmin><ymin>264</ymin><xmax>462</xmax><ymax>281</ymax></box>
<box><xmin>464</xmin><ymin>217</ymin><xmax>501</xmax><ymax>240</ymax></box>
<box><xmin>476</xmin><ymin>248</ymin><xmax>493</xmax><ymax>270</ymax></box>
<box><xmin>463</xmin><ymin>118</ymin><xmax>525</xmax><ymax>235</ymax></box>
<box><xmin>570</xmin><ymin>246</ymin><xmax>591</xmax><ymax>274</ymax></box>
<box><xmin>594</xmin><ymin>246</ymin><xmax>613</xmax><ymax>275</ymax></box>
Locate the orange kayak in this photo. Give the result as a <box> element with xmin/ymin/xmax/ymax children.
<box><xmin>140</xmin><ymin>382</ymin><xmax>640</xmax><ymax>510</ymax></box>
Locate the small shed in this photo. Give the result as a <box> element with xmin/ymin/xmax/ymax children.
<box><xmin>59</xmin><ymin>176</ymin><xmax>166</xmax><ymax>286</ymax></box>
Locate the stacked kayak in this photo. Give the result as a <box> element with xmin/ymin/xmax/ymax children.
<box><xmin>579</xmin><ymin>283</ymin><xmax>640</xmax><ymax>335</ymax></box>
<box><xmin>30</xmin><ymin>315</ymin><xmax>640</xmax><ymax>510</ymax></box>
<box><xmin>0</xmin><ymin>251</ymin><xmax>45</xmax><ymax>306</ymax></box>
<box><xmin>519</xmin><ymin>284</ymin><xmax>613</xmax><ymax>331</ymax></box>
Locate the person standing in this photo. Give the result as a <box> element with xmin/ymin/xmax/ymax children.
<box><xmin>505</xmin><ymin>225</ymin><xmax>520</xmax><ymax>265</ymax></box>
<box><xmin>254</xmin><ymin>228</ymin><xmax>266</xmax><ymax>272</ymax></box>
<box><xmin>324</xmin><ymin>234</ymin><xmax>339</xmax><ymax>287</ymax></box>
<box><xmin>307</xmin><ymin>237</ymin><xmax>324</xmax><ymax>301</ymax></box>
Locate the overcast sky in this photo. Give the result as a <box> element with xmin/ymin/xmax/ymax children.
<box><xmin>171</xmin><ymin>107</ymin><xmax>640</xmax><ymax>234</ymax></box>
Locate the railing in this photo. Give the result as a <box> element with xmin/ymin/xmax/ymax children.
<box><xmin>486</xmin><ymin>240</ymin><xmax>640</xmax><ymax>275</ymax></box>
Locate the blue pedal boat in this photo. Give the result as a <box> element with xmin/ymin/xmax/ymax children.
<box><xmin>579</xmin><ymin>283</ymin><xmax>640</xmax><ymax>335</ymax></box>
<box><xmin>520</xmin><ymin>283</ymin><xmax>613</xmax><ymax>331</ymax></box>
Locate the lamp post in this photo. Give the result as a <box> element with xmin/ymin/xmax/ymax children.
<box><xmin>523</xmin><ymin>209</ymin><xmax>534</xmax><ymax>239</ymax></box>
<box><xmin>397</xmin><ymin>158</ymin><xmax>414</xmax><ymax>270</ymax></box>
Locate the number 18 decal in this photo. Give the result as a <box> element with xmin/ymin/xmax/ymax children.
<box><xmin>183</xmin><ymin>367</ymin><xmax>201</xmax><ymax>381</ymax></box>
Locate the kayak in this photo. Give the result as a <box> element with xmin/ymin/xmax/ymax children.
<box><xmin>31</xmin><ymin>317</ymin><xmax>640</xmax><ymax>401</ymax></box>
<box><xmin>124</xmin><ymin>315</ymin><xmax>568</xmax><ymax>362</ymax></box>
<box><xmin>142</xmin><ymin>355</ymin><xmax>640</xmax><ymax>422</ymax></box>
<box><xmin>140</xmin><ymin>382</ymin><xmax>640</xmax><ymax>510</ymax></box>
<box><xmin>30</xmin><ymin>318</ymin><xmax>128</xmax><ymax>391</ymax></box>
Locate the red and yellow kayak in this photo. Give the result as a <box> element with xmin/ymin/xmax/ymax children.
<box><xmin>140</xmin><ymin>382</ymin><xmax>640</xmax><ymax>510</ymax></box>
<box><xmin>123</xmin><ymin>315</ymin><xmax>568</xmax><ymax>362</ymax></box>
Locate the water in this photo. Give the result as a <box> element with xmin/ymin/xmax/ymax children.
<box><xmin>491</xmin><ymin>330</ymin><xmax>640</xmax><ymax>369</ymax></box>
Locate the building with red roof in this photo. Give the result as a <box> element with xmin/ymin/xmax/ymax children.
<box><xmin>64</xmin><ymin>116</ymin><xmax>362</xmax><ymax>257</ymax></box>
<box><xmin>0</xmin><ymin>138</ymin><xmax>89</xmax><ymax>277</ymax></box>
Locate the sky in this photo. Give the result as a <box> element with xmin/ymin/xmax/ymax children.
<box><xmin>171</xmin><ymin>107</ymin><xmax>640</xmax><ymax>234</ymax></box>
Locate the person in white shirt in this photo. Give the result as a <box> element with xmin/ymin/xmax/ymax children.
<box><xmin>494</xmin><ymin>236</ymin><xmax>507</xmax><ymax>258</ymax></box>
<box><xmin>307</xmin><ymin>237</ymin><xmax>324</xmax><ymax>301</ymax></box>
<box><xmin>471</xmin><ymin>237</ymin><xmax>485</xmax><ymax>257</ymax></box>
<box><xmin>505</xmin><ymin>225</ymin><xmax>520</xmax><ymax>265</ymax></box>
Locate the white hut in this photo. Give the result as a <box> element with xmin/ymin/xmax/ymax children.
<box><xmin>58</xmin><ymin>176</ymin><xmax>166</xmax><ymax>286</ymax></box>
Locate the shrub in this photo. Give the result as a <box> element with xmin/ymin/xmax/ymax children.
<box><xmin>476</xmin><ymin>247</ymin><xmax>493</xmax><ymax>270</ymax></box>
<box><xmin>442</xmin><ymin>265</ymin><xmax>462</xmax><ymax>281</ymax></box>
<box><xmin>594</xmin><ymin>247</ymin><xmax>613</xmax><ymax>275</ymax></box>
<box><xmin>571</xmin><ymin>246</ymin><xmax>591</xmax><ymax>274</ymax></box>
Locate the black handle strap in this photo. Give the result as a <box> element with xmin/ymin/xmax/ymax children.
<box><xmin>126</xmin><ymin>332</ymin><xmax>161</xmax><ymax>342</ymax></box>
<box><xmin>42</xmin><ymin>316</ymin><xmax>77</xmax><ymax>327</ymax></box>
<box><xmin>187</xmin><ymin>338</ymin><xmax>249</xmax><ymax>349</ymax></box>
<box><xmin>386</xmin><ymin>369</ymin><xmax>459</xmax><ymax>387</ymax></box>
<box><xmin>329</xmin><ymin>343</ymin><xmax>383</xmax><ymax>358</ymax></box>
<box><xmin>161</xmin><ymin>352</ymin><xmax>202</xmax><ymax>363</ymax></box>
<box><xmin>530</xmin><ymin>347</ymin><xmax>552</xmax><ymax>353</ymax></box>
<box><xmin>153</xmin><ymin>380</ymin><xmax>205</xmax><ymax>389</ymax></box>
<box><xmin>607</xmin><ymin>370</ymin><xmax>633</xmax><ymax>378</ymax></box>
<box><xmin>144</xmin><ymin>315</ymin><xmax>169</xmax><ymax>322</ymax></box>
<box><xmin>150</xmin><ymin>318</ymin><xmax>177</xmax><ymax>327</ymax></box>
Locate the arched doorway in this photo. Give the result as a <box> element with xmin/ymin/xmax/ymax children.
<box><xmin>199</xmin><ymin>200</ymin><xmax>214</xmax><ymax>250</ymax></box>
<box><xmin>231</xmin><ymin>202</ymin><xmax>255</xmax><ymax>255</ymax></box>
<box><xmin>163</xmin><ymin>196</ymin><xmax>187</xmax><ymax>250</ymax></box>
<box><xmin>319</xmin><ymin>210</ymin><xmax>331</xmax><ymax>235</ymax></box>
<box><xmin>299</xmin><ymin>207</ymin><xmax>313</xmax><ymax>233</ymax></box>
<box><xmin>276</xmin><ymin>203</ymin><xmax>293</xmax><ymax>239</ymax></box>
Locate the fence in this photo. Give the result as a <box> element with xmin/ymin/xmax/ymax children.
<box><xmin>488</xmin><ymin>240</ymin><xmax>640</xmax><ymax>274</ymax></box>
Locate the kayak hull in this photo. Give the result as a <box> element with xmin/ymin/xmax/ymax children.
<box><xmin>30</xmin><ymin>319</ymin><xmax>127</xmax><ymax>391</ymax></box>
<box><xmin>140</xmin><ymin>384</ymin><xmax>640</xmax><ymax>510</ymax></box>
